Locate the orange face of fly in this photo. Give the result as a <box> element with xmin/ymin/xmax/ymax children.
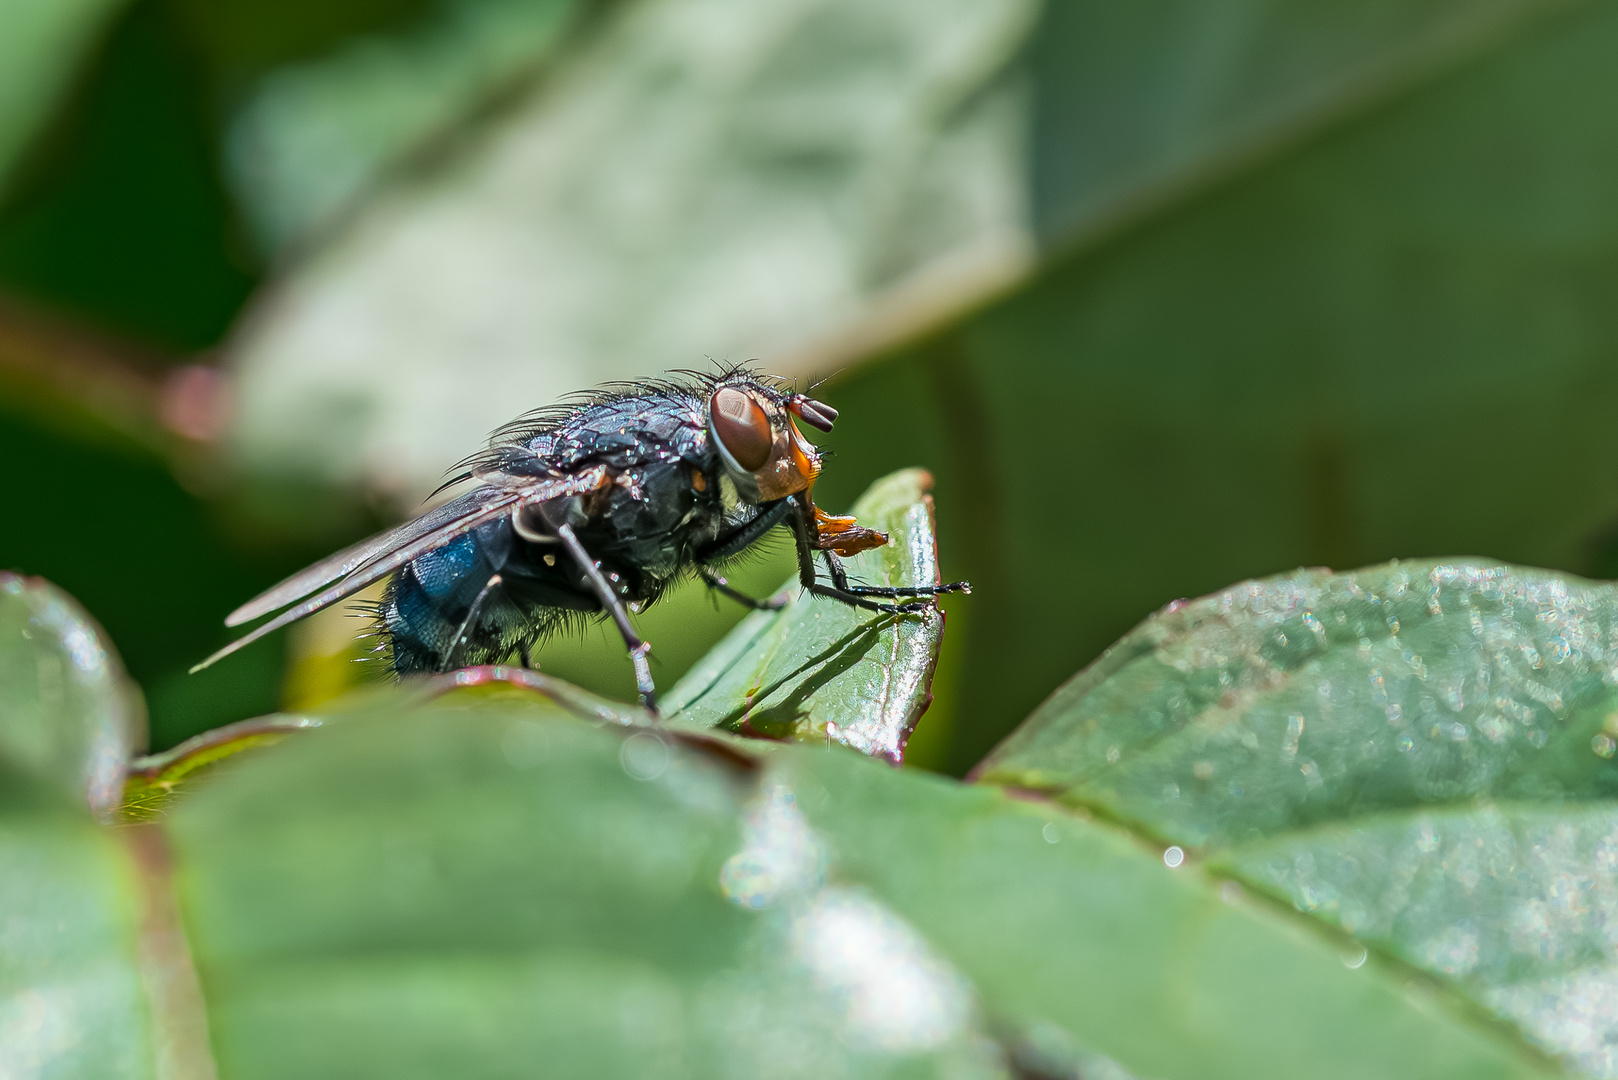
<box><xmin>706</xmin><ymin>385</ymin><xmax>836</xmax><ymax>502</ymax></box>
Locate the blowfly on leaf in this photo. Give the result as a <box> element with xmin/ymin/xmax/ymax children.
<box><xmin>194</xmin><ymin>367</ymin><xmax>969</xmax><ymax>710</ymax></box>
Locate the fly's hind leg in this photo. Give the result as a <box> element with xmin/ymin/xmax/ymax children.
<box><xmin>442</xmin><ymin>574</ymin><xmax>504</xmax><ymax>670</ymax></box>
<box><xmin>552</xmin><ymin>523</ymin><xmax>657</xmax><ymax>712</ymax></box>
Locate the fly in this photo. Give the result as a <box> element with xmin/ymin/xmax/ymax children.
<box><xmin>194</xmin><ymin>368</ymin><xmax>970</xmax><ymax>710</ymax></box>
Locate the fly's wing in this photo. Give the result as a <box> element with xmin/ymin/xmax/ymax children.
<box><xmin>226</xmin><ymin>485</ymin><xmax>516</xmax><ymax>627</ymax></box>
<box><xmin>193</xmin><ymin>465</ymin><xmax>611</xmax><ymax>673</ymax></box>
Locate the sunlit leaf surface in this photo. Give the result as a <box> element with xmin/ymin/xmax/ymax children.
<box><xmin>663</xmin><ymin>468</ymin><xmax>946</xmax><ymax>762</ymax></box>
<box><xmin>225</xmin><ymin>0</ymin><xmax>1037</xmax><ymax>499</ymax></box>
<box><xmin>165</xmin><ymin>697</ymin><xmax>1007</xmax><ymax>1080</ymax></box>
<box><xmin>784</xmin><ymin>749</ymin><xmax>1553</xmax><ymax>1080</ymax></box>
<box><xmin>0</xmin><ymin>573</ymin><xmax>153</xmax><ymax>1078</ymax></box>
<box><xmin>978</xmin><ymin>558</ymin><xmax>1618</xmax><ymax>1073</ymax></box>
<box><xmin>1218</xmin><ymin>804</ymin><xmax>1618</xmax><ymax>1078</ymax></box>
<box><xmin>164</xmin><ymin>690</ymin><xmax>1554</xmax><ymax>1080</ymax></box>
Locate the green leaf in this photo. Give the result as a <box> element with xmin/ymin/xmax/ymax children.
<box><xmin>164</xmin><ymin>697</ymin><xmax>1006</xmax><ymax>1080</ymax></box>
<box><xmin>0</xmin><ymin>572</ymin><xmax>154</xmax><ymax>1078</ymax></box>
<box><xmin>662</xmin><ymin>468</ymin><xmax>947</xmax><ymax>762</ymax></box>
<box><xmin>1215</xmin><ymin>802</ymin><xmax>1618</xmax><ymax>1077</ymax></box>
<box><xmin>0</xmin><ymin>0</ymin><xmax>130</xmax><ymax>192</ymax></box>
<box><xmin>977</xmin><ymin>560</ymin><xmax>1618</xmax><ymax>841</ymax></box>
<box><xmin>0</xmin><ymin>817</ymin><xmax>155</xmax><ymax>1080</ymax></box>
<box><xmin>162</xmin><ymin>690</ymin><xmax>1555</xmax><ymax>1079</ymax></box>
<box><xmin>782</xmin><ymin>747</ymin><xmax>1554</xmax><ymax>1080</ymax></box>
<box><xmin>0</xmin><ymin>571</ymin><xmax>144</xmax><ymax>817</ymax></box>
<box><xmin>976</xmin><ymin>558</ymin><xmax>1618</xmax><ymax>1072</ymax></box>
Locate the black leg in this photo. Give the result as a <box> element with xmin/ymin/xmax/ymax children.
<box><xmin>807</xmin><ymin>583</ymin><xmax>933</xmax><ymax>613</ymax></box>
<box><xmin>821</xmin><ymin>550</ymin><xmax>972</xmax><ymax>598</ymax></box>
<box><xmin>442</xmin><ymin>574</ymin><xmax>503</xmax><ymax>670</ymax></box>
<box><xmin>695</xmin><ymin>498</ymin><xmax>793</xmax><ymax>563</ymax></box>
<box><xmin>553</xmin><ymin>523</ymin><xmax>657</xmax><ymax>711</ymax></box>
<box><xmin>517</xmin><ymin>640</ymin><xmax>532</xmax><ymax>669</ymax></box>
<box><xmin>787</xmin><ymin>497</ymin><xmax>819</xmax><ymax>590</ymax></box>
<box><xmin>701</xmin><ymin>570</ymin><xmax>788</xmax><ymax>610</ymax></box>
<box><xmin>784</xmin><ymin>500</ymin><xmax>964</xmax><ymax>614</ymax></box>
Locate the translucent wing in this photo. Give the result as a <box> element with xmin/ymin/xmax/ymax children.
<box><xmin>194</xmin><ymin>466</ymin><xmax>611</xmax><ymax>673</ymax></box>
<box><xmin>227</xmin><ymin>484</ymin><xmax>517</xmax><ymax>627</ymax></box>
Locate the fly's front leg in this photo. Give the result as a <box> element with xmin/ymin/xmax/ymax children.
<box><xmin>787</xmin><ymin>494</ymin><xmax>969</xmax><ymax>611</ymax></box>
<box><xmin>821</xmin><ymin>550</ymin><xmax>972</xmax><ymax>599</ymax></box>
<box><xmin>552</xmin><ymin>523</ymin><xmax>657</xmax><ymax>711</ymax></box>
<box><xmin>786</xmin><ymin>498</ymin><xmax>932</xmax><ymax>614</ymax></box>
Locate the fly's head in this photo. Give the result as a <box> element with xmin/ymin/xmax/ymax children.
<box><xmin>705</xmin><ymin>379</ymin><xmax>838</xmax><ymax>503</ymax></box>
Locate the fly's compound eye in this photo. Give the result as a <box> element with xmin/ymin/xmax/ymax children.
<box><xmin>709</xmin><ymin>387</ymin><xmax>773</xmax><ymax>471</ymax></box>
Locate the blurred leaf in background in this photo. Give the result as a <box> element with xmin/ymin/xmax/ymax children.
<box><xmin>222</xmin><ymin>0</ymin><xmax>1039</xmax><ymax>501</ymax></box>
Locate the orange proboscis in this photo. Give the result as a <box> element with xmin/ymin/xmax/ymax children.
<box><xmin>813</xmin><ymin>506</ymin><xmax>889</xmax><ymax>558</ymax></box>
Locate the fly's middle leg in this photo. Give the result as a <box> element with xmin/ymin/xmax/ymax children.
<box><xmin>442</xmin><ymin>574</ymin><xmax>504</xmax><ymax>670</ymax></box>
<box><xmin>701</xmin><ymin>570</ymin><xmax>788</xmax><ymax>610</ymax></box>
<box><xmin>552</xmin><ymin>522</ymin><xmax>658</xmax><ymax>712</ymax></box>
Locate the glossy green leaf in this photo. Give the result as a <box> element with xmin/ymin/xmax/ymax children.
<box><xmin>977</xmin><ymin>558</ymin><xmax>1618</xmax><ymax>1073</ymax></box>
<box><xmin>977</xmin><ymin>560</ymin><xmax>1618</xmax><ymax>843</ymax></box>
<box><xmin>0</xmin><ymin>571</ymin><xmax>144</xmax><ymax>817</ymax></box>
<box><xmin>164</xmin><ymin>697</ymin><xmax>1006</xmax><ymax>1080</ymax></box>
<box><xmin>1216</xmin><ymin>802</ymin><xmax>1618</xmax><ymax>1077</ymax></box>
<box><xmin>663</xmin><ymin>468</ymin><xmax>947</xmax><ymax>762</ymax></box>
<box><xmin>781</xmin><ymin>748</ymin><xmax>1554</xmax><ymax>1080</ymax></box>
<box><xmin>0</xmin><ymin>0</ymin><xmax>130</xmax><ymax>192</ymax></box>
<box><xmin>0</xmin><ymin>573</ymin><xmax>154</xmax><ymax>1078</ymax></box>
<box><xmin>162</xmin><ymin>689</ymin><xmax>1556</xmax><ymax>1079</ymax></box>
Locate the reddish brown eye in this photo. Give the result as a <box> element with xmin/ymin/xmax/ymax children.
<box><xmin>710</xmin><ymin>388</ymin><xmax>773</xmax><ymax>471</ymax></box>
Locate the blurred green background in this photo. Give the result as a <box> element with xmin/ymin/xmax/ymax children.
<box><xmin>6</xmin><ymin>0</ymin><xmax>1618</xmax><ymax>774</ymax></box>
